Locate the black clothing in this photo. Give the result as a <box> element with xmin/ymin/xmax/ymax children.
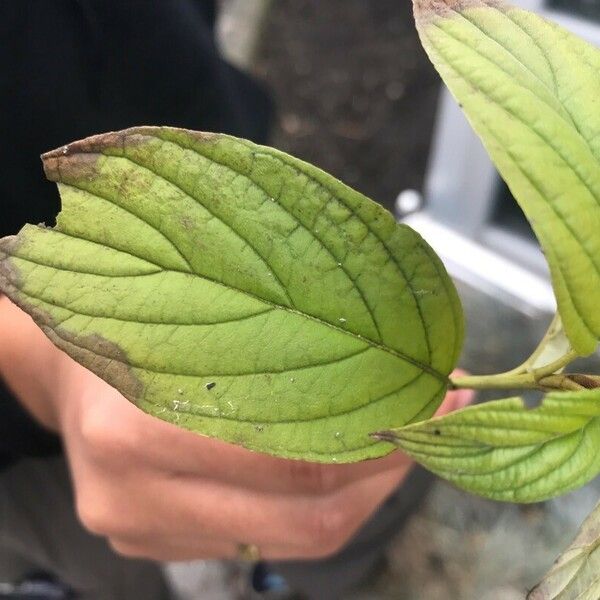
<box><xmin>0</xmin><ymin>379</ymin><xmax>62</xmax><ymax>471</ymax></box>
<box><xmin>0</xmin><ymin>0</ymin><xmax>272</xmax><ymax>469</ymax></box>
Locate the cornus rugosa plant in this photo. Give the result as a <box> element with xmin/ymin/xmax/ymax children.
<box><xmin>0</xmin><ymin>0</ymin><xmax>598</xmax><ymax>596</ymax></box>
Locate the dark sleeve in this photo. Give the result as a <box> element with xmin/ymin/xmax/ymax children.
<box><xmin>0</xmin><ymin>0</ymin><xmax>273</xmax><ymax>469</ymax></box>
<box><xmin>0</xmin><ymin>379</ymin><xmax>62</xmax><ymax>470</ymax></box>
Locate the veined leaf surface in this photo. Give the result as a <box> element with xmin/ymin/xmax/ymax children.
<box><xmin>414</xmin><ymin>0</ymin><xmax>600</xmax><ymax>355</ymax></box>
<box><xmin>0</xmin><ymin>127</ymin><xmax>463</xmax><ymax>463</ymax></box>
<box><xmin>529</xmin><ymin>502</ymin><xmax>600</xmax><ymax>600</ymax></box>
<box><xmin>377</xmin><ymin>389</ymin><xmax>600</xmax><ymax>502</ymax></box>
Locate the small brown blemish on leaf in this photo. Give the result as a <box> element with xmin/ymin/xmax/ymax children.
<box><xmin>180</xmin><ymin>128</ymin><xmax>220</xmax><ymax>144</ymax></box>
<box><xmin>414</xmin><ymin>0</ymin><xmax>504</xmax><ymax>22</ymax></box>
<box><xmin>49</xmin><ymin>328</ymin><xmax>144</xmax><ymax>402</ymax></box>
<box><xmin>180</xmin><ymin>215</ymin><xmax>196</xmax><ymax>231</ymax></box>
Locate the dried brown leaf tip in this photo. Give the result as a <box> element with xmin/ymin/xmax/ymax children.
<box><xmin>41</xmin><ymin>127</ymin><xmax>218</xmax><ymax>184</ymax></box>
<box><xmin>42</xmin><ymin>151</ymin><xmax>101</xmax><ymax>184</ymax></box>
<box><xmin>41</xmin><ymin>130</ymin><xmax>142</xmax><ymax>183</ymax></box>
<box><xmin>413</xmin><ymin>0</ymin><xmax>503</xmax><ymax>22</ymax></box>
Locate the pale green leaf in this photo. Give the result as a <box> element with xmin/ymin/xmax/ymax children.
<box><xmin>529</xmin><ymin>502</ymin><xmax>600</xmax><ymax>600</ymax></box>
<box><xmin>0</xmin><ymin>127</ymin><xmax>463</xmax><ymax>463</ymax></box>
<box><xmin>377</xmin><ymin>389</ymin><xmax>600</xmax><ymax>502</ymax></box>
<box><xmin>528</xmin><ymin>314</ymin><xmax>573</xmax><ymax>373</ymax></box>
<box><xmin>414</xmin><ymin>0</ymin><xmax>600</xmax><ymax>355</ymax></box>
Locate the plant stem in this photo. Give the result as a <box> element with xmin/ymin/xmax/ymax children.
<box><xmin>450</xmin><ymin>373</ymin><xmax>542</xmax><ymax>391</ymax></box>
<box><xmin>450</xmin><ymin>372</ymin><xmax>585</xmax><ymax>392</ymax></box>
<box><xmin>450</xmin><ymin>313</ymin><xmax>583</xmax><ymax>393</ymax></box>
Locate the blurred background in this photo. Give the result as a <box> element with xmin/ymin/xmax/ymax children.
<box><xmin>166</xmin><ymin>0</ymin><xmax>600</xmax><ymax>598</ymax></box>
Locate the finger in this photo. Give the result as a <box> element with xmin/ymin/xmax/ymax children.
<box><xmin>74</xmin><ymin>448</ymin><xmax>411</xmax><ymax>555</ymax></box>
<box><xmin>105</xmin><ymin>461</ymin><xmax>411</xmax><ymax>561</ymax></box>
<box><xmin>132</xmin><ymin>459</ymin><xmax>412</xmax><ymax>552</ymax></box>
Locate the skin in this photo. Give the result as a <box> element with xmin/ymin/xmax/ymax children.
<box><xmin>0</xmin><ymin>294</ymin><xmax>473</xmax><ymax>561</ymax></box>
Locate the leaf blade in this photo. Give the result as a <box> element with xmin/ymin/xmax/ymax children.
<box><xmin>414</xmin><ymin>0</ymin><xmax>600</xmax><ymax>355</ymax></box>
<box><xmin>0</xmin><ymin>127</ymin><xmax>463</xmax><ymax>462</ymax></box>
<box><xmin>378</xmin><ymin>389</ymin><xmax>600</xmax><ymax>501</ymax></box>
<box><xmin>529</xmin><ymin>502</ymin><xmax>600</xmax><ymax>600</ymax></box>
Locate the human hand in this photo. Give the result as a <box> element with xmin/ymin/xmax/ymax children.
<box><xmin>58</xmin><ymin>364</ymin><xmax>473</xmax><ymax>561</ymax></box>
<box><xmin>1</xmin><ymin>298</ymin><xmax>473</xmax><ymax>561</ymax></box>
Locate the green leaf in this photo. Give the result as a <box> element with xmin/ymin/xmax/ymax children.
<box><xmin>529</xmin><ymin>502</ymin><xmax>600</xmax><ymax>600</ymax></box>
<box><xmin>413</xmin><ymin>0</ymin><xmax>600</xmax><ymax>355</ymax></box>
<box><xmin>376</xmin><ymin>389</ymin><xmax>600</xmax><ymax>502</ymax></box>
<box><xmin>0</xmin><ymin>127</ymin><xmax>463</xmax><ymax>463</ymax></box>
<box><xmin>527</xmin><ymin>314</ymin><xmax>573</xmax><ymax>373</ymax></box>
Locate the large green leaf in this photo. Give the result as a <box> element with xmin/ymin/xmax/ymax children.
<box><xmin>0</xmin><ymin>127</ymin><xmax>463</xmax><ymax>462</ymax></box>
<box><xmin>376</xmin><ymin>389</ymin><xmax>600</xmax><ymax>502</ymax></box>
<box><xmin>414</xmin><ymin>0</ymin><xmax>600</xmax><ymax>355</ymax></box>
<box><xmin>529</xmin><ymin>502</ymin><xmax>600</xmax><ymax>600</ymax></box>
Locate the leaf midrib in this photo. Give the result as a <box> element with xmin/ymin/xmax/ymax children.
<box><xmin>148</xmin><ymin>130</ymin><xmax>437</xmax><ymax>363</ymax></box>
<box><xmin>9</xmin><ymin>188</ymin><xmax>447</xmax><ymax>383</ymax></box>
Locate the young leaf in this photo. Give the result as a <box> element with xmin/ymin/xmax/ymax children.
<box><xmin>528</xmin><ymin>502</ymin><xmax>600</xmax><ymax>600</ymax></box>
<box><xmin>0</xmin><ymin>127</ymin><xmax>463</xmax><ymax>463</ymax></box>
<box><xmin>414</xmin><ymin>0</ymin><xmax>600</xmax><ymax>355</ymax></box>
<box><xmin>376</xmin><ymin>389</ymin><xmax>600</xmax><ymax>502</ymax></box>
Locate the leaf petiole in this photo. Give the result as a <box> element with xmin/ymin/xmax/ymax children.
<box><xmin>450</xmin><ymin>371</ymin><xmax>585</xmax><ymax>392</ymax></box>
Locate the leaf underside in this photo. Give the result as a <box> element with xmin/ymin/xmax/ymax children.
<box><xmin>529</xmin><ymin>502</ymin><xmax>600</xmax><ymax>600</ymax></box>
<box><xmin>380</xmin><ymin>389</ymin><xmax>600</xmax><ymax>502</ymax></box>
<box><xmin>414</xmin><ymin>0</ymin><xmax>600</xmax><ymax>355</ymax></box>
<box><xmin>0</xmin><ymin>127</ymin><xmax>463</xmax><ymax>463</ymax></box>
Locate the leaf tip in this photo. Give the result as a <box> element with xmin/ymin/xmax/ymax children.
<box><xmin>40</xmin><ymin>126</ymin><xmax>221</xmax><ymax>184</ymax></box>
<box><xmin>413</xmin><ymin>0</ymin><xmax>503</xmax><ymax>23</ymax></box>
<box><xmin>41</xmin><ymin>127</ymin><xmax>158</xmax><ymax>183</ymax></box>
<box><xmin>370</xmin><ymin>430</ymin><xmax>400</xmax><ymax>444</ymax></box>
<box><xmin>41</xmin><ymin>147</ymin><xmax>101</xmax><ymax>184</ymax></box>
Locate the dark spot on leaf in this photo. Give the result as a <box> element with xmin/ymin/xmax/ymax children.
<box><xmin>206</xmin><ymin>382</ymin><xmax>216</xmax><ymax>390</ymax></box>
<box><xmin>434</xmin><ymin>429</ymin><xmax>441</xmax><ymax>436</ymax></box>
